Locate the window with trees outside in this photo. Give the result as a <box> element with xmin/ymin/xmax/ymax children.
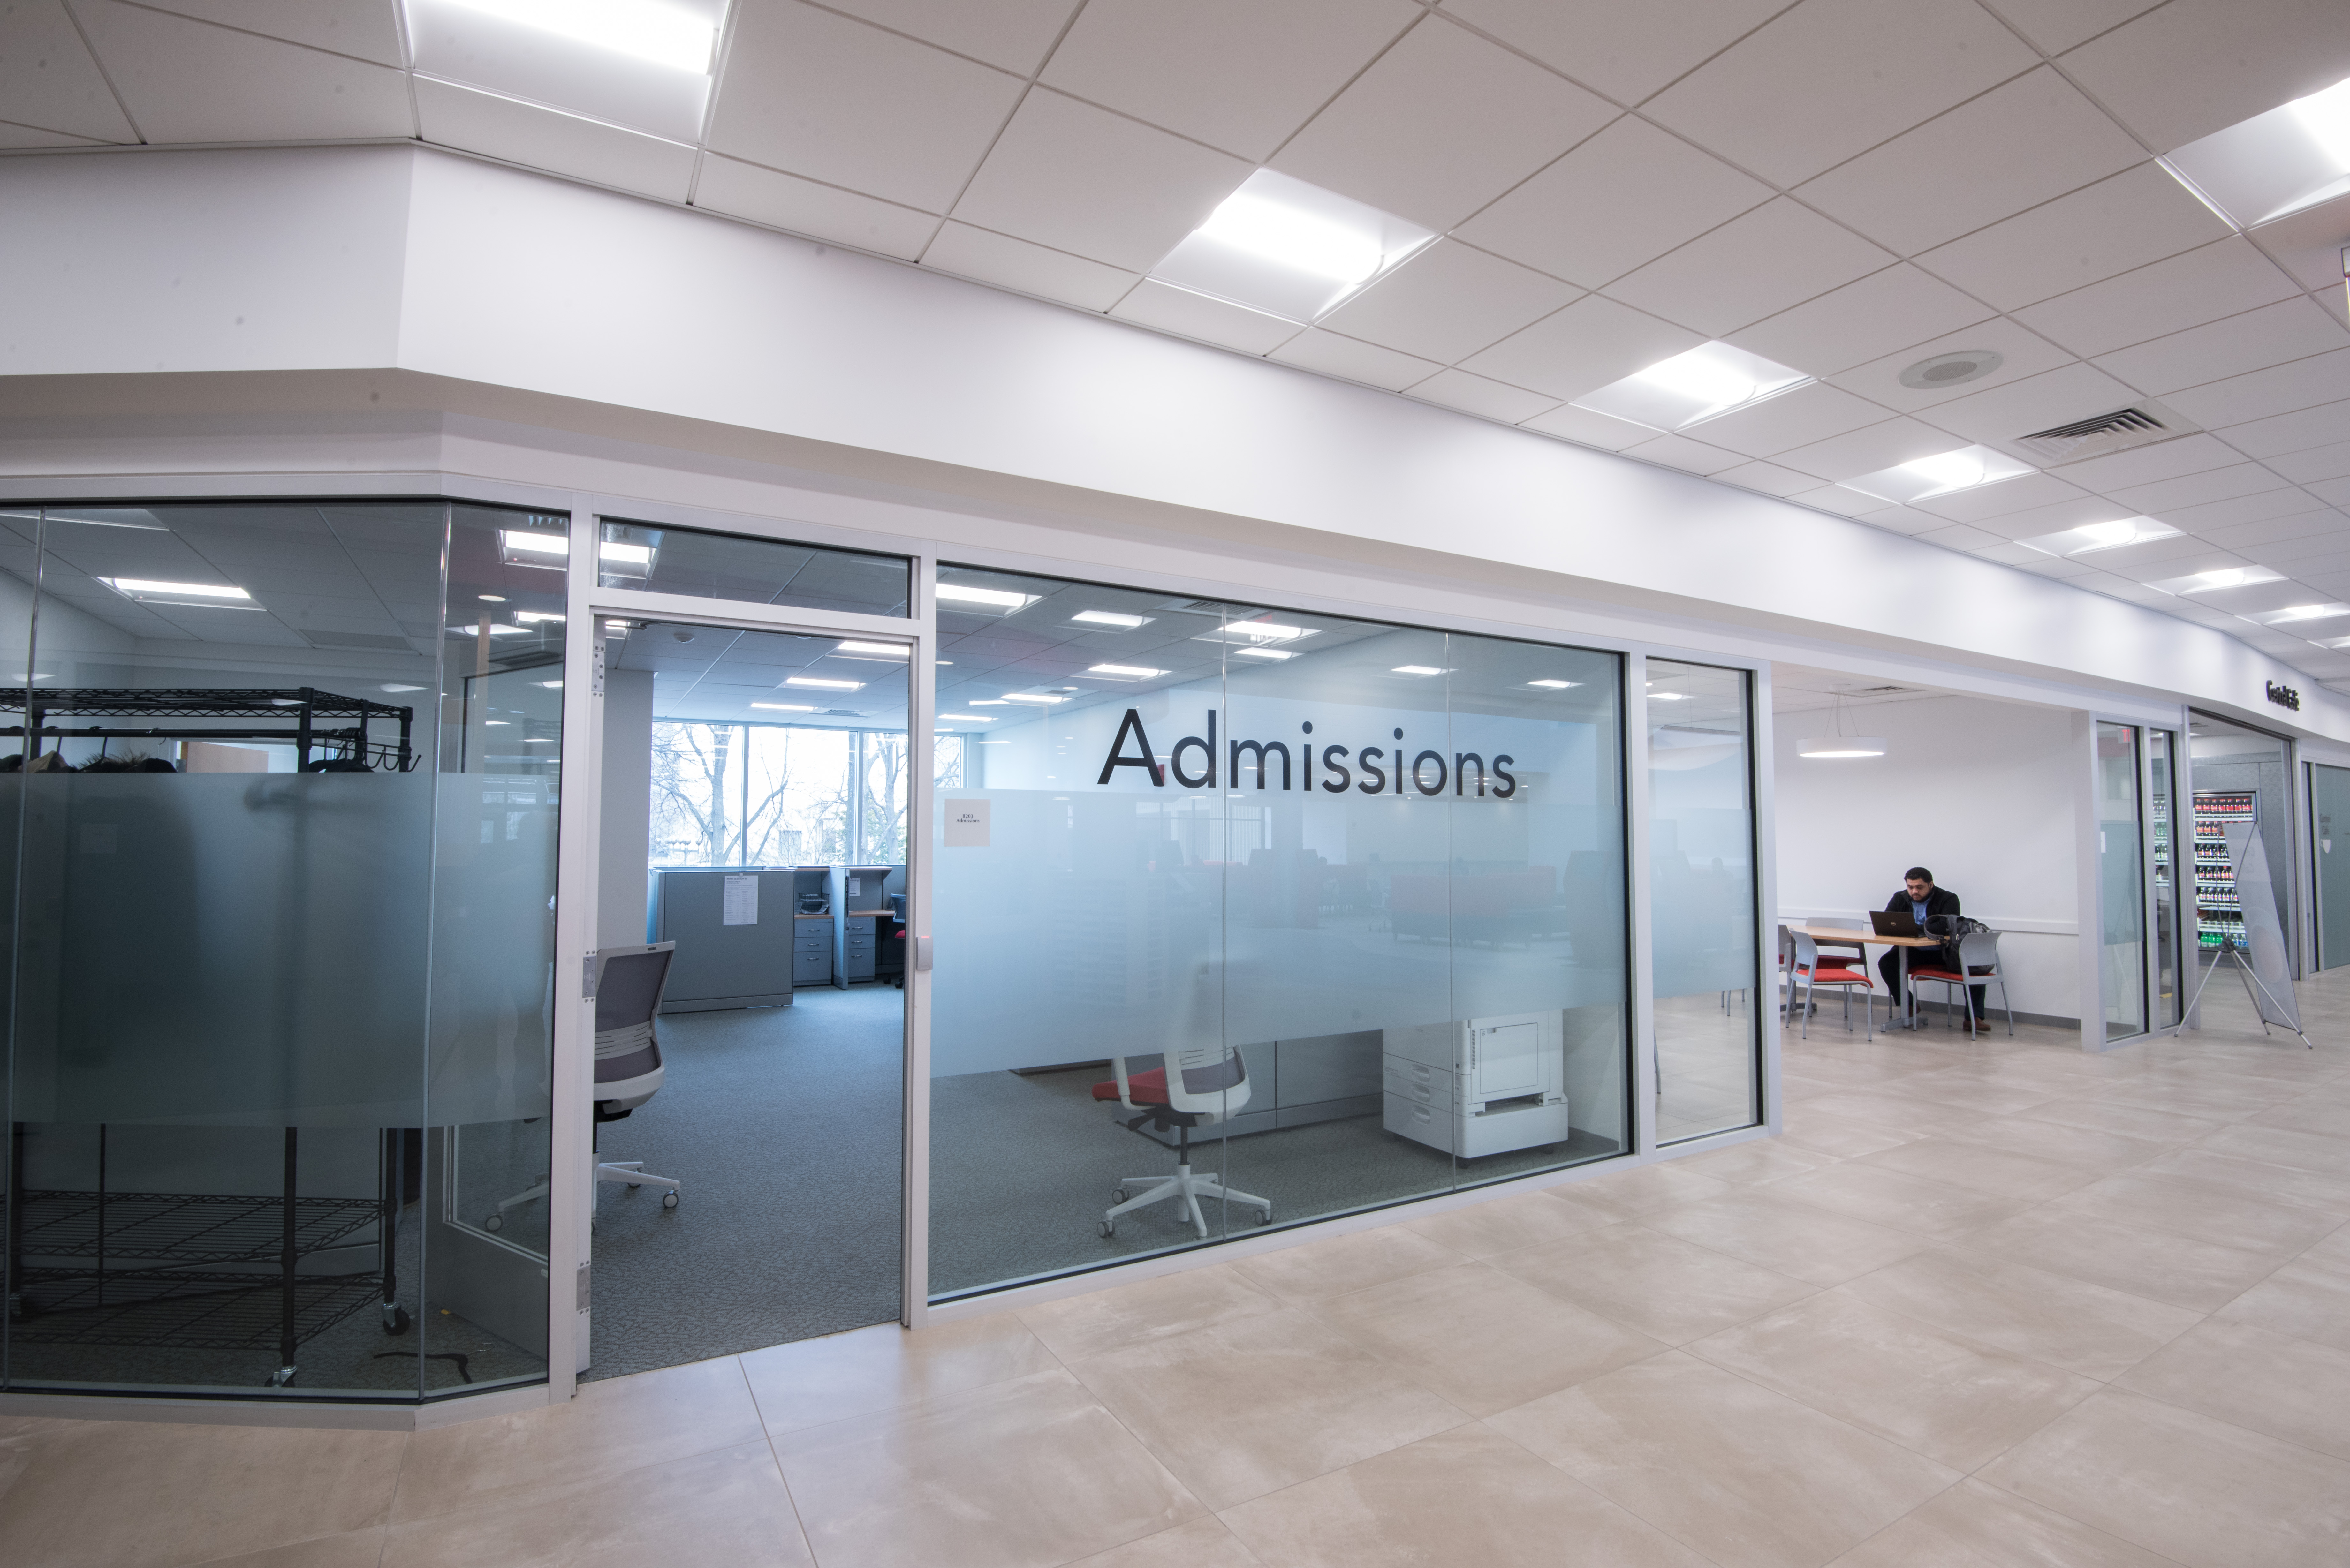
<box><xmin>651</xmin><ymin>722</ymin><xmax>961</xmax><ymax>867</ymax></box>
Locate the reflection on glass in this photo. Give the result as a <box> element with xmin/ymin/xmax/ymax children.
<box><xmin>648</xmin><ymin>721</ymin><xmax>928</xmax><ymax>868</ymax></box>
<box><xmin>1647</xmin><ymin>660</ymin><xmax>1760</xmax><ymax>1142</ymax></box>
<box><xmin>2098</xmin><ymin>721</ymin><xmax>2147</xmax><ymax>1039</ymax></box>
<box><xmin>0</xmin><ymin>501</ymin><xmax>561</xmax><ymax>1402</ymax></box>
<box><xmin>598</xmin><ymin>518</ymin><xmax>908</xmax><ymax>615</ymax></box>
<box><xmin>927</xmin><ymin>564</ymin><xmax>1628</xmax><ymax>1299</ymax></box>
<box><xmin>2315</xmin><ymin>762</ymin><xmax>2350</xmax><ymax>972</ymax></box>
<box><xmin>2150</xmin><ymin>731</ymin><xmax>2181</xmax><ymax>1025</ymax></box>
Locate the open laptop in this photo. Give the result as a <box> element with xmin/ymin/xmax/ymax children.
<box><xmin>1870</xmin><ymin>909</ymin><xmax>1923</xmax><ymax>938</ymax></box>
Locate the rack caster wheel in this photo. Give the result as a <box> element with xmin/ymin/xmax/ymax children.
<box><xmin>662</xmin><ymin>1191</ymin><xmax>678</xmax><ymax>1209</ymax></box>
<box><xmin>1255</xmin><ymin>1207</ymin><xmax>1273</xmax><ymax>1226</ymax></box>
<box><xmin>383</xmin><ymin>1304</ymin><xmax>411</xmax><ymax>1335</ymax></box>
<box><xmin>1099</xmin><ymin>1219</ymin><xmax>1115</xmax><ymax>1238</ymax></box>
<box><xmin>483</xmin><ymin>1213</ymin><xmax>503</xmax><ymax>1232</ymax></box>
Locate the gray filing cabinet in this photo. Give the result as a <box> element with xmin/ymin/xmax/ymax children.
<box><xmin>794</xmin><ymin>916</ymin><xmax>834</xmax><ymax>986</ymax></box>
<box><xmin>649</xmin><ymin>868</ymin><xmax>794</xmax><ymax>1012</ymax></box>
<box><xmin>842</xmin><ymin>916</ymin><xmax>876</xmax><ymax>981</ymax></box>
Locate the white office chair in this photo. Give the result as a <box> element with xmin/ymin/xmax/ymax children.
<box><xmin>1909</xmin><ymin>930</ymin><xmax>2013</xmax><ymax>1036</ymax></box>
<box><xmin>486</xmin><ymin>944</ymin><xmax>682</xmax><ymax>1230</ymax></box>
<box><xmin>1091</xmin><ymin>965</ymin><xmax>1272</xmax><ymax>1240</ymax></box>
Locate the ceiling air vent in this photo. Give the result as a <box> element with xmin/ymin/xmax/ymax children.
<box><xmin>2016</xmin><ymin>407</ymin><xmax>2172</xmax><ymax>463</ymax></box>
<box><xmin>1846</xmin><ymin>684</ymin><xmax>1912</xmax><ymax>695</ymax></box>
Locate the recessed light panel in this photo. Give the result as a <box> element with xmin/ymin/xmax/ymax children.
<box><xmin>1085</xmin><ymin>664</ymin><xmax>1165</xmax><ymax>680</ymax></box>
<box><xmin>98</xmin><ymin>577</ymin><xmax>250</xmax><ymax>601</ymax></box>
<box><xmin>1072</xmin><ymin>610</ymin><xmax>1152</xmax><ymax>629</ymax></box>
<box><xmin>1570</xmin><ymin>343</ymin><xmax>1812</xmax><ymax>433</ymax></box>
<box><xmin>405</xmin><ymin>0</ymin><xmax>725</xmax><ymax>141</ymax></box>
<box><xmin>2164</xmin><ymin>73</ymin><xmax>2350</xmax><ymax>227</ymax></box>
<box><xmin>1149</xmin><ymin>169</ymin><xmax>1435</xmax><ymax>325</ymax></box>
<box><xmin>2249</xmin><ymin>602</ymin><xmax>2350</xmax><ymax>626</ymax></box>
<box><xmin>935</xmin><ymin>583</ymin><xmax>1038</xmax><ymax>613</ymax></box>
<box><xmin>1391</xmin><ymin>666</ymin><xmax>1449</xmax><ymax>677</ymax></box>
<box><xmin>1841</xmin><ymin>444</ymin><xmax>2034</xmax><ymax>505</ymax></box>
<box><xmin>783</xmin><ymin>676</ymin><xmax>862</xmax><ymax>690</ymax></box>
<box><xmin>2143</xmin><ymin>566</ymin><xmax>2287</xmax><ymax>596</ymax></box>
<box><xmin>1527</xmin><ymin>679</ymin><xmax>1581</xmax><ymax>689</ymax></box>
<box><xmin>2018</xmin><ymin>517</ymin><xmax>2181</xmax><ymax>556</ymax></box>
<box><xmin>752</xmin><ymin>702</ymin><xmax>818</xmax><ymax>712</ymax></box>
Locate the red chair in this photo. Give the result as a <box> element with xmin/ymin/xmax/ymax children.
<box><xmin>1786</xmin><ymin>930</ymin><xmax>1876</xmax><ymax>1040</ymax></box>
<box><xmin>1908</xmin><ymin>930</ymin><xmax>2012</xmax><ymax>1036</ymax></box>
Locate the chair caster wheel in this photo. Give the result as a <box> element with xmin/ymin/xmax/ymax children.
<box><xmin>1112</xmin><ymin>1188</ymin><xmax>1127</xmax><ymax>1203</ymax></box>
<box><xmin>1099</xmin><ymin>1220</ymin><xmax>1115</xmax><ymax>1238</ymax></box>
<box><xmin>1255</xmin><ymin>1207</ymin><xmax>1273</xmax><ymax>1226</ymax></box>
<box><xmin>483</xmin><ymin>1213</ymin><xmax>503</xmax><ymax>1232</ymax></box>
<box><xmin>662</xmin><ymin>1191</ymin><xmax>678</xmax><ymax>1209</ymax></box>
<box><xmin>627</xmin><ymin>1182</ymin><xmax>642</xmax><ymax>1190</ymax></box>
<box><xmin>383</xmin><ymin>1304</ymin><xmax>411</xmax><ymax>1335</ymax></box>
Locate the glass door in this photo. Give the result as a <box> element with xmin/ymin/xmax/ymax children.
<box><xmin>2313</xmin><ymin>762</ymin><xmax>2350</xmax><ymax>971</ymax></box>
<box><xmin>2149</xmin><ymin>730</ymin><xmax>2182</xmax><ymax>1027</ymax></box>
<box><xmin>2096</xmin><ymin>722</ymin><xmax>2147</xmax><ymax>1041</ymax></box>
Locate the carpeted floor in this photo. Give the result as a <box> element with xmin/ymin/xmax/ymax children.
<box><xmin>585</xmin><ymin>985</ymin><xmax>907</xmax><ymax>1382</ymax></box>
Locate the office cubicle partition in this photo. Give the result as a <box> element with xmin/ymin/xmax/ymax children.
<box><xmin>0</xmin><ymin>500</ymin><xmax>565</xmax><ymax>1404</ymax></box>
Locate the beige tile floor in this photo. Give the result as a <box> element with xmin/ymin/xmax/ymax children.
<box><xmin>6</xmin><ymin>985</ymin><xmax>2350</xmax><ymax>1568</ymax></box>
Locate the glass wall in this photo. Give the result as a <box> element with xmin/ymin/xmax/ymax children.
<box><xmin>649</xmin><ymin>721</ymin><xmax>961</xmax><ymax>868</ymax></box>
<box><xmin>1646</xmin><ymin>661</ymin><xmax>1759</xmax><ymax>1142</ymax></box>
<box><xmin>2150</xmin><ymin>730</ymin><xmax>2182</xmax><ymax>1025</ymax></box>
<box><xmin>927</xmin><ymin>565</ymin><xmax>1628</xmax><ymax>1298</ymax></box>
<box><xmin>0</xmin><ymin>501</ymin><xmax>563</xmax><ymax>1401</ymax></box>
<box><xmin>2188</xmin><ymin>711</ymin><xmax>2295</xmax><ymax>979</ymax></box>
<box><xmin>2315</xmin><ymin>762</ymin><xmax>2350</xmax><ymax>972</ymax></box>
<box><xmin>2097</xmin><ymin>721</ymin><xmax>2147</xmax><ymax>1040</ymax></box>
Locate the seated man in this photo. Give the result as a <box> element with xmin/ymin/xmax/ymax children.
<box><xmin>1878</xmin><ymin>867</ymin><xmax>1983</xmax><ymax>1024</ymax></box>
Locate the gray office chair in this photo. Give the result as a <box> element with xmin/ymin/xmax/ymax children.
<box><xmin>1909</xmin><ymin>930</ymin><xmax>2013</xmax><ymax>1036</ymax></box>
<box><xmin>487</xmin><ymin>943</ymin><xmax>682</xmax><ymax>1229</ymax></box>
<box><xmin>1090</xmin><ymin>964</ymin><xmax>1271</xmax><ymax>1240</ymax></box>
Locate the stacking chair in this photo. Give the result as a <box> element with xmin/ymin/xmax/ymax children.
<box><xmin>1787</xmin><ymin>931</ymin><xmax>1876</xmax><ymax>1040</ymax></box>
<box><xmin>1091</xmin><ymin>965</ymin><xmax>1271</xmax><ymax>1241</ymax></box>
<box><xmin>1909</xmin><ymin>930</ymin><xmax>2013</xmax><ymax>1036</ymax></box>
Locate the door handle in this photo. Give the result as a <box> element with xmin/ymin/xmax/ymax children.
<box><xmin>914</xmin><ymin>935</ymin><xmax>933</xmax><ymax>971</ymax></box>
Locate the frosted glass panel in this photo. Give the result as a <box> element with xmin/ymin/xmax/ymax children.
<box><xmin>1647</xmin><ymin>660</ymin><xmax>1759</xmax><ymax>1143</ymax></box>
<box><xmin>2098</xmin><ymin>721</ymin><xmax>2146</xmax><ymax>1039</ymax></box>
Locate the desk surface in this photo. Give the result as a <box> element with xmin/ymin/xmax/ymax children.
<box><xmin>1787</xmin><ymin>923</ymin><xmax>1939</xmax><ymax>948</ymax></box>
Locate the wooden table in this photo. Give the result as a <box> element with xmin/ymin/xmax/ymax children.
<box><xmin>1783</xmin><ymin>924</ymin><xmax>1944</xmax><ymax>1031</ymax></box>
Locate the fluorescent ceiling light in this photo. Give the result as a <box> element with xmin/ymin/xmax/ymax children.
<box><xmin>1841</xmin><ymin>444</ymin><xmax>2034</xmax><ymax>505</ymax></box>
<box><xmin>1000</xmin><ymin>693</ymin><xmax>1065</xmax><ymax>704</ymax></box>
<box><xmin>2250</xmin><ymin>602</ymin><xmax>2350</xmax><ymax>625</ymax></box>
<box><xmin>752</xmin><ymin>702</ymin><xmax>818</xmax><ymax>712</ymax></box>
<box><xmin>1072</xmin><ymin>610</ymin><xmax>1152</xmax><ymax>629</ymax></box>
<box><xmin>1797</xmin><ymin>737</ymin><xmax>1887</xmax><ymax>758</ymax></box>
<box><xmin>1086</xmin><ymin>664</ymin><xmax>1165</xmax><ymax>680</ymax></box>
<box><xmin>478</xmin><ymin>594</ymin><xmax>507</xmax><ymax>603</ymax></box>
<box><xmin>1528</xmin><ymin>679</ymin><xmax>1581</xmax><ymax>690</ymax></box>
<box><xmin>1649</xmin><ymin>692</ymin><xmax>1692</xmax><ymax>701</ymax></box>
<box><xmin>1391</xmin><ymin>665</ymin><xmax>1448</xmax><ymax>676</ymax></box>
<box><xmin>836</xmin><ymin>639</ymin><xmax>910</xmax><ymax>658</ymax></box>
<box><xmin>515</xmin><ymin>610</ymin><xmax>566</xmax><ymax>622</ymax></box>
<box><xmin>99</xmin><ymin>577</ymin><xmax>250</xmax><ymax>600</ymax></box>
<box><xmin>485</xmin><ymin>720</ymin><xmax>511</xmax><ymax>727</ymax></box>
<box><xmin>1231</xmin><ymin>646</ymin><xmax>1295</xmax><ymax>660</ymax></box>
<box><xmin>524</xmin><ymin>737</ymin><xmax>557</xmax><ymax>743</ymax></box>
<box><xmin>935</xmin><ymin>583</ymin><xmax>1038</xmax><ymax>612</ymax></box>
<box><xmin>967</xmin><ymin>699</ymin><xmax>1008</xmax><ymax>705</ymax></box>
<box><xmin>938</xmin><ymin>713</ymin><xmax>997</xmax><ymax>722</ymax></box>
<box><xmin>783</xmin><ymin>676</ymin><xmax>862</xmax><ymax>690</ymax></box>
<box><xmin>2164</xmin><ymin>73</ymin><xmax>2350</xmax><ymax>226</ymax></box>
<box><xmin>538</xmin><ymin>680</ymin><xmax>563</xmax><ymax>689</ymax></box>
<box><xmin>405</xmin><ymin>0</ymin><xmax>721</xmax><ymax>143</ymax></box>
<box><xmin>501</xmin><ymin>530</ymin><xmax>569</xmax><ymax>558</ymax></box>
<box><xmin>599</xmin><ymin>541</ymin><xmax>654</xmax><ymax>568</ymax></box>
<box><xmin>381</xmin><ymin>684</ymin><xmax>426</xmax><ymax>693</ymax></box>
<box><xmin>1199</xmin><ymin>619</ymin><xmax>1312</xmax><ymax>646</ymax></box>
<box><xmin>603</xmin><ymin>620</ymin><xmax>632</xmax><ymax>631</ymax></box>
<box><xmin>447</xmin><ymin>623</ymin><xmax>531</xmax><ymax>636</ymax></box>
<box><xmin>1149</xmin><ymin>169</ymin><xmax>1435</xmax><ymax>324</ymax></box>
<box><xmin>1571</xmin><ymin>343</ymin><xmax>1812</xmax><ymax>432</ymax></box>
<box><xmin>437</xmin><ymin>0</ymin><xmax>716</xmax><ymax>72</ymax></box>
<box><xmin>2018</xmin><ymin>517</ymin><xmax>2181</xmax><ymax>556</ymax></box>
<box><xmin>2145</xmin><ymin>566</ymin><xmax>2288</xmax><ymax>595</ymax></box>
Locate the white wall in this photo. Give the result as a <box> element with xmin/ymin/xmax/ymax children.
<box><xmin>1774</xmin><ymin>695</ymin><xmax>2082</xmax><ymax>1022</ymax></box>
<box><xmin>597</xmin><ymin>667</ymin><xmax>653</xmax><ymax>948</ymax></box>
<box><xmin>5</xmin><ymin>145</ymin><xmax>2346</xmax><ymax>748</ymax></box>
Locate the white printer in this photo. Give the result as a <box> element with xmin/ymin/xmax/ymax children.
<box><xmin>1383</xmin><ymin>1011</ymin><xmax>1571</xmax><ymax>1158</ymax></box>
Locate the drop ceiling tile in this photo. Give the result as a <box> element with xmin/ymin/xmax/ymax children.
<box><xmin>919</xmin><ymin>220</ymin><xmax>1139</xmax><ymax>310</ymax></box>
<box><xmin>1519</xmin><ymin>402</ymin><xmax>1654</xmax><ymax>450</ymax></box>
<box><xmin>1621</xmin><ymin>433</ymin><xmax>1747</xmax><ymax>475</ymax></box>
<box><xmin>2166</xmin><ymin>349</ymin><xmax>2350</xmax><ymax>430</ymax></box>
<box><xmin>2057</xmin><ymin>0</ymin><xmax>2350</xmax><ymax>151</ymax></box>
<box><xmin>2311</xmin><ymin>478</ymin><xmax>2350</xmax><ymax>507</ymax></box>
<box><xmin>1450</xmin><ymin>114</ymin><xmax>1771</xmax><ymax>289</ymax></box>
<box><xmin>707</xmin><ymin>3</ymin><xmax>1023</xmax><ymax>213</ymax></box>
<box><xmin>2108</xmin><ymin>463</ymin><xmax>2295</xmax><ymax>513</ymax></box>
<box><xmin>2197</xmin><ymin>510</ymin><xmax>2350</xmax><ymax>549</ymax></box>
<box><xmin>951</xmin><ymin>89</ymin><xmax>1252</xmax><ymax>271</ymax></box>
<box><xmin>1971</xmin><ymin>540</ymin><xmax>2049</xmax><ymax>565</ymax></box>
<box><xmin>1796</xmin><ymin>68</ymin><xmax>2145</xmax><ymax>257</ymax></box>
<box><xmin>77</xmin><ymin>0</ymin><xmax>411</xmax><ymax>141</ymax></box>
<box><xmin>1317</xmin><ymin>240</ymin><xmax>1582</xmax><ymax>364</ymax></box>
<box><xmin>2244</xmin><ymin>528</ymin><xmax>2350</xmax><ymax>564</ymax></box>
<box><xmin>2271</xmin><ymin>442</ymin><xmax>2350</xmax><ymax>485</ymax></box>
<box><xmin>1406</xmin><ymin>368</ymin><xmax>1561</xmax><ymax>424</ymax></box>
<box><xmin>1689</xmin><ymin>383</ymin><xmax>1890</xmax><ymax>460</ymax></box>
<box><xmin>1270</xmin><ymin>16</ymin><xmax>1618</xmax><ymax>230</ymax></box>
<box><xmin>1913</xmin><ymin>163</ymin><xmax>2232</xmax><ymax>313</ymax></box>
<box><xmin>2069</xmin><ymin>534</ymin><xmax>2232</xmax><ymax>570</ymax></box>
<box><xmin>2013</xmin><ymin>554</ymin><xmax>2108</xmax><ymax>580</ymax></box>
<box><xmin>1268</xmin><ymin>329</ymin><xmax>1445</xmax><ymax>392</ymax></box>
<box><xmin>0</xmin><ymin>119</ymin><xmax>105</xmax><ymax>147</ymax></box>
<box><xmin>1985</xmin><ymin>496</ymin><xmax>2139</xmax><ymax>536</ymax></box>
<box><xmin>1110</xmin><ymin>280</ymin><xmax>1301</xmax><ymax>354</ymax></box>
<box><xmin>1912</xmin><ymin>361</ymin><xmax>2144</xmax><ymax>448</ymax></box>
<box><xmin>813</xmin><ymin>0</ymin><xmax>1081</xmax><ymax>75</ymax></box>
<box><xmin>1908</xmin><ymin>472</ymin><xmax>2090</xmax><ymax>524</ymax></box>
<box><xmin>2163</xmin><ymin>488</ymin><xmax>2346</xmax><ymax>531</ymax></box>
<box><xmin>697</xmin><ymin>156</ymin><xmax>942</xmax><ymax>258</ymax></box>
<box><xmin>1603</xmin><ymin>200</ymin><xmax>1896</xmax><ymax>338</ymax></box>
<box><xmin>1439</xmin><ymin>0</ymin><xmax>1786</xmax><ymax>104</ymax></box>
<box><xmin>1786</xmin><ymin>484</ymin><xmax>1882</xmax><ymax>516</ymax></box>
<box><xmin>1772</xmin><ymin>416</ymin><xmax>1969</xmax><ymax>482</ymax></box>
<box><xmin>1642</xmin><ymin>0</ymin><xmax>2039</xmax><ymax>187</ymax></box>
<box><xmin>1041</xmin><ymin>0</ymin><xmax>1419</xmax><ymax>161</ymax></box>
<box><xmin>416</xmin><ymin>79</ymin><xmax>694</xmax><ymax>200</ymax></box>
<box><xmin>2246</xmin><ymin>193</ymin><xmax>2350</xmax><ymax>294</ymax></box>
<box><xmin>1456</xmin><ymin>294</ymin><xmax>1703</xmax><ymax>402</ymax></box>
<box><xmin>2098</xmin><ymin>298</ymin><xmax>2350</xmax><ymax>397</ymax></box>
<box><xmin>135</xmin><ymin>1</ymin><xmax>403</xmax><ymax>65</ymax></box>
<box><xmin>0</xmin><ymin>0</ymin><xmax>136</xmax><ymax>140</ymax></box>
<box><xmin>2219</xmin><ymin>399</ymin><xmax>2350</xmax><ymax>461</ymax></box>
<box><xmin>2051</xmin><ymin>432</ymin><xmax>2251</xmax><ymax>492</ymax></box>
<box><xmin>2015</xmin><ymin>238</ymin><xmax>2305</xmax><ymax>360</ymax></box>
<box><xmin>1916</xmin><ymin>522</ymin><xmax>2009</xmax><ymax>550</ymax></box>
<box><xmin>1728</xmin><ymin>264</ymin><xmax>1993</xmax><ymax>379</ymax></box>
<box><xmin>1853</xmin><ymin>505</ymin><xmax>1949</xmax><ymax>535</ymax></box>
<box><xmin>1824</xmin><ymin>319</ymin><xmax>2080</xmax><ymax>415</ymax></box>
<box><xmin>1709</xmin><ymin>459</ymin><xmax>1826</xmax><ymax>496</ymax></box>
<box><xmin>1990</xmin><ymin>0</ymin><xmax>2164</xmax><ymax>56</ymax></box>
